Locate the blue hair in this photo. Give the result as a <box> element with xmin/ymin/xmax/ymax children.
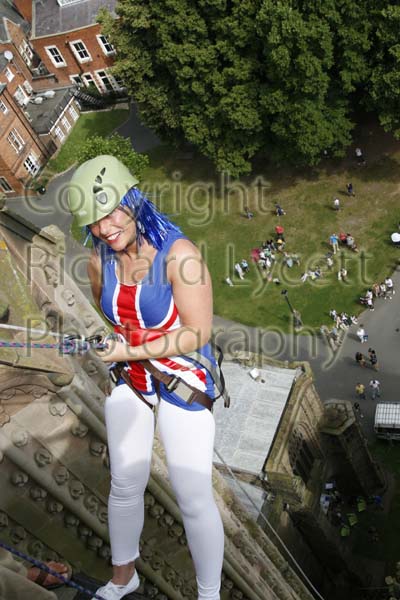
<box><xmin>85</xmin><ymin>187</ymin><xmax>182</xmax><ymax>261</ymax></box>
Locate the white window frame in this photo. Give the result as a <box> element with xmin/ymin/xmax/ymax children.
<box><xmin>70</xmin><ymin>40</ymin><xmax>91</xmax><ymax>64</ymax></box>
<box><xmin>5</xmin><ymin>67</ymin><xmax>14</xmax><ymax>82</ymax></box>
<box><xmin>69</xmin><ymin>74</ymin><xmax>82</xmax><ymax>86</ymax></box>
<box><xmin>69</xmin><ymin>105</ymin><xmax>79</xmax><ymax>121</ymax></box>
<box><xmin>61</xmin><ymin>116</ymin><xmax>71</xmax><ymax>132</ymax></box>
<box><xmin>95</xmin><ymin>69</ymin><xmax>122</xmax><ymax>92</ymax></box>
<box><xmin>14</xmin><ymin>85</ymin><xmax>30</xmax><ymax>107</ymax></box>
<box><xmin>45</xmin><ymin>46</ymin><xmax>67</xmax><ymax>68</ymax></box>
<box><xmin>96</xmin><ymin>34</ymin><xmax>116</xmax><ymax>56</ymax></box>
<box><xmin>23</xmin><ymin>153</ymin><xmax>40</xmax><ymax>176</ymax></box>
<box><xmin>57</xmin><ymin>0</ymin><xmax>84</xmax><ymax>5</ymax></box>
<box><xmin>54</xmin><ymin>126</ymin><xmax>66</xmax><ymax>142</ymax></box>
<box><xmin>81</xmin><ymin>72</ymin><xmax>98</xmax><ymax>90</ymax></box>
<box><xmin>0</xmin><ymin>177</ymin><xmax>14</xmax><ymax>193</ymax></box>
<box><xmin>19</xmin><ymin>40</ymin><xmax>33</xmax><ymax>65</ymax></box>
<box><xmin>7</xmin><ymin>128</ymin><xmax>25</xmax><ymax>154</ymax></box>
<box><xmin>0</xmin><ymin>99</ymin><xmax>8</xmax><ymax>115</ymax></box>
<box><xmin>23</xmin><ymin>80</ymin><xmax>33</xmax><ymax>94</ymax></box>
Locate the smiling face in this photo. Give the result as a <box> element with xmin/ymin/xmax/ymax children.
<box><xmin>89</xmin><ymin>205</ymin><xmax>137</xmax><ymax>251</ymax></box>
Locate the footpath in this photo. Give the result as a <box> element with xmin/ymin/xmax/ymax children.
<box><xmin>214</xmin><ymin>266</ymin><xmax>400</xmax><ymax>439</ymax></box>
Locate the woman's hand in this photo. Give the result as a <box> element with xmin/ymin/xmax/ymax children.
<box><xmin>94</xmin><ymin>340</ymin><xmax>137</xmax><ymax>363</ymax></box>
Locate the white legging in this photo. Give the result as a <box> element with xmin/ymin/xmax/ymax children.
<box><xmin>105</xmin><ymin>384</ymin><xmax>224</xmax><ymax>600</ymax></box>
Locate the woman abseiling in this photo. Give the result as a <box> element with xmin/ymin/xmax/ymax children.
<box><xmin>67</xmin><ymin>155</ymin><xmax>224</xmax><ymax>600</ymax></box>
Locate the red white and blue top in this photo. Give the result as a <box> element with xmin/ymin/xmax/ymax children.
<box><xmin>100</xmin><ymin>231</ymin><xmax>216</xmax><ymax>411</ymax></box>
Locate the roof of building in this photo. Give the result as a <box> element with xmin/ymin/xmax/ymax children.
<box><xmin>0</xmin><ymin>0</ymin><xmax>30</xmax><ymax>42</ymax></box>
<box><xmin>33</xmin><ymin>0</ymin><xmax>118</xmax><ymax>38</ymax></box>
<box><xmin>0</xmin><ymin>55</ymin><xmax>8</xmax><ymax>72</ymax></box>
<box><xmin>26</xmin><ymin>86</ymin><xmax>75</xmax><ymax>134</ymax></box>
<box><xmin>213</xmin><ymin>361</ymin><xmax>299</xmax><ymax>475</ymax></box>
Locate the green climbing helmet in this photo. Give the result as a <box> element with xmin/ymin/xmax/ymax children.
<box><xmin>67</xmin><ymin>155</ymin><xmax>139</xmax><ymax>228</ymax></box>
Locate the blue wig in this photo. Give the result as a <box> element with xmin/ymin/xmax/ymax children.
<box><xmin>85</xmin><ymin>187</ymin><xmax>182</xmax><ymax>261</ymax></box>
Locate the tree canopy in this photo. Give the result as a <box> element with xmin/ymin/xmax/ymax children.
<box><xmin>99</xmin><ymin>1</ymin><xmax>400</xmax><ymax>176</ymax></box>
<box><xmin>76</xmin><ymin>134</ymin><xmax>149</xmax><ymax>178</ymax></box>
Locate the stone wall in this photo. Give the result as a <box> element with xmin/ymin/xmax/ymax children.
<box><xmin>0</xmin><ymin>208</ymin><xmax>315</xmax><ymax>599</ymax></box>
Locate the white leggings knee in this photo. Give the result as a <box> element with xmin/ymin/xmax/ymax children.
<box><xmin>105</xmin><ymin>385</ymin><xmax>224</xmax><ymax>600</ymax></box>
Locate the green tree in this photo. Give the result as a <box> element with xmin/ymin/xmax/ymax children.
<box><xmin>368</xmin><ymin>3</ymin><xmax>400</xmax><ymax>137</ymax></box>
<box><xmin>98</xmin><ymin>1</ymin><xmax>376</xmax><ymax>174</ymax></box>
<box><xmin>256</xmin><ymin>0</ymin><xmax>372</xmax><ymax>165</ymax></box>
<box><xmin>76</xmin><ymin>134</ymin><xmax>149</xmax><ymax>178</ymax></box>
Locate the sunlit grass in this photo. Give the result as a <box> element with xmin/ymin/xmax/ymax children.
<box><xmin>47</xmin><ymin>108</ymin><xmax>129</xmax><ymax>174</ymax></box>
<box><xmin>141</xmin><ymin>144</ymin><xmax>400</xmax><ymax>332</ymax></box>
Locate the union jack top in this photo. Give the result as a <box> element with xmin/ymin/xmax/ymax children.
<box><xmin>100</xmin><ymin>231</ymin><xmax>216</xmax><ymax>410</ymax></box>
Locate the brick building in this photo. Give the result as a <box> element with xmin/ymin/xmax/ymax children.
<box><xmin>15</xmin><ymin>0</ymin><xmax>122</xmax><ymax>94</ymax></box>
<box><xmin>0</xmin><ymin>1</ymin><xmax>121</xmax><ymax>197</ymax></box>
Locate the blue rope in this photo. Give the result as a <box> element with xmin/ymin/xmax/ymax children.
<box><xmin>0</xmin><ymin>539</ymin><xmax>106</xmax><ymax>599</ymax></box>
<box><xmin>0</xmin><ymin>339</ymin><xmax>106</xmax><ymax>355</ymax></box>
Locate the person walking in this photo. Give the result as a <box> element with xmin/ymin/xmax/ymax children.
<box><xmin>368</xmin><ymin>348</ymin><xmax>379</xmax><ymax>370</ymax></box>
<box><xmin>355</xmin><ymin>382</ymin><xmax>366</xmax><ymax>400</ymax></box>
<box><xmin>385</xmin><ymin>276</ymin><xmax>395</xmax><ymax>297</ymax></box>
<box><xmin>356</xmin><ymin>325</ymin><xmax>368</xmax><ymax>343</ymax></box>
<box><xmin>355</xmin><ymin>147</ymin><xmax>366</xmax><ymax>165</ymax></box>
<box><xmin>354</xmin><ymin>402</ymin><xmax>364</xmax><ymax>418</ymax></box>
<box><xmin>333</xmin><ymin>198</ymin><xmax>340</xmax><ymax>211</ymax></box>
<box><xmin>369</xmin><ymin>379</ymin><xmax>381</xmax><ymax>400</ymax></box>
<box><xmin>355</xmin><ymin>352</ymin><xmax>366</xmax><ymax>367</ymax></box>
<box><xmin>67</xmin><ymin>156</ymin><xmax>225</xmax><ymax>600</ymax></box>
<box><xmin>346</xmin><ymin>183</ymin><xmax>355</xmax><ymax>196</ymax></box>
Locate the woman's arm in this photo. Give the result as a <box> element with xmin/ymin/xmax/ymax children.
<box><xmin>97</xmin><ymin>239</ymin><xmax>213</xmax><ymax>362</ymax></box>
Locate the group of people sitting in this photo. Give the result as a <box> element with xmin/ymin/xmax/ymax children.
<box><xmin>360</xmin><ymin>277</ymin><xmax>395</xmax><ymax>309</ymax></box>
<box><xmin>320</xmin><ymin>309</ymin><xmax>358</xmax><ymax>347</ymax></box>
<box><xmin>300</xmin><ymin>267</ymin><xmax>322</xmax><ymax>282</ymax></box>
<box><xmin>339</xmin><ymin>232</ymin><xmax>358</xmax><ymax>252</ymax></box>
<box><xmin>282</xmin><ymin>252</ymin><xmax>300</xmax><ymax>268</ymax></box>
<box><xmin>255</xmin><ymin>244</ymin><xmax>277</xmax><ymax>270</ymax></box>
<box><xmin>251</xmin><ymin>231</ymin><xmax>290</xmax><ymax>271</ymax></box>
<box><xmin>329</xmin><ymin>309</ymin><xmax>358</xmax><ymax>330</ymax></box>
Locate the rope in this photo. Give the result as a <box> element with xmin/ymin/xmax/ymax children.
<box><xmin>213</xmin><ymin>448</ymin><xmax>326</xmax><ymax>600</ymax></box>
<box><xmin>0</xmin><ymin>539</ymin><xmax>106</xmax><ymax>599</ymax></box>
<box><xmin>0</xmin><ymin>340</ymin><xmax>61</xmax><ymax>350</ymax></box>
<box><xmin>0</xmin><ymin>338</ymin><xmax>106</xmax><ymax>355</ymax></box>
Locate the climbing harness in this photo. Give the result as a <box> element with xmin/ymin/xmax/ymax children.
<box><xmin>0</xmin><ymin>539</ymin><xmax>106</xmax><ymax>599</ymax></box>
<box><xmin>110</xmin><ymin>343</ymin><xmax>230</xmax><ymax>412</ymax></box>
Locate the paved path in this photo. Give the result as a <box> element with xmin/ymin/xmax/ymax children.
<box><xmin>214</xmin><ymin>268</ymin><xmax>400</xmax><ymax>439</ymax></box>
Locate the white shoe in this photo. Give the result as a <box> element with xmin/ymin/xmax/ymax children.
<box><xmin>95</xmin><ymin>571</ymin><xmax>139</xmax><ymax>599</ymax></box>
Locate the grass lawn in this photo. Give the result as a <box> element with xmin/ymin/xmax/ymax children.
<box><xmin>46</xmin><ymin>108</ymin><xmax>129</xmax><ymax>175</ymax></box>
<box><xmin>139</xmin><ymin>126</ymin><xmax>400</xmax><ymax>333</ymax></box>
